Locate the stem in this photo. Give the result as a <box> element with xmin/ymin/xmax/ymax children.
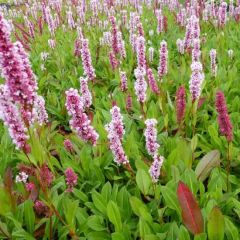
<box><xmin>191</xmin><ymin>101</ymin><xmax>197</xmax><ymax>163</ymax></box>
<box><xmin>140</xmin><ymin>102</ymin><xmax>146</xmax><ymax>120</ymax></box>
<box><xmin>227</xmin><ymin>141</ymin><xmax>231</xmax><ymax>192</ymax></box>
<box><xmin>49</xmin><ymin>216</ymin><xmax>53</xmax><ymax>240</ymax></box>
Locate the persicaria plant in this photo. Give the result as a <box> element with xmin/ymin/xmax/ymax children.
<box><xmin>0</xmin><ymin>1</ymin><xmax>239</xmax><ymax>239</ymax></box>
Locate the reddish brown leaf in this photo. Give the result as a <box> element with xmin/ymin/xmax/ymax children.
<box><xmin>177</xmin><ymin>181</ymin><xmax>204</xmax><ymax>235</ymax></box>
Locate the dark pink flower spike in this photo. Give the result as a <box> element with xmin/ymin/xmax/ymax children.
<box><xmin>176</xmin><ymin>86</ymin><xmax>186</xmax><ymax>125</ymax></box>
<box><xmin>215</xmin><ymin>91</ymin><xmax>233</xmax><ymax>142</ymax></box>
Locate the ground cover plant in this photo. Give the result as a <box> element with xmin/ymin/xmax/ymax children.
<box><xmin>0</xmin><ymin>0</ymin><xmax>240</xmax><ymax>239</ymax></box>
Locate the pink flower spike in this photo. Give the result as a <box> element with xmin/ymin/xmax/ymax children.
<box><xmin>215</xmin><ymin>91</ymin><xmax>233</xmax><ymax>142</ymax></box>
<box><xmin>134</xmin><ymin>67</ymin><xmax>147</xmax><ymax>104</ymax></box>
<box><xmin>65</xmin><ymin>88</ymin><xmax>99</xmax><ymax>145</ymax></box>
<box><xmin>158</xmin><ymin>40</ymin><xmax>168</xmax><ymax>80</ymax></box>
<box><xmin>147</xmin><ymin>68</ymin><xmax>159</xmax><ymax>95</ymax></box>
<box><xmin>81</xmin><ymin>38</ymin><xmax>96</xmax><ymax>81</ymax></box>
<box><xmin>176</xmin><ymin>86</ymin><xmax>186</xmax><ymax>125</ymax></box>
<box><xmin>105</xmin><ymin>106</ymin><xmax>129</xmax><ymax>165</ymax></box>
<box><xmin>149</xmin><ymin>155</ymin><xmax>164</xmax><ymax>183</ymax></box>
<box><xmin>119</xmin><ymin>70</ymin><xmax>128</xmax><ymax>92</ymax></box>
<box><xmin>144</xmin><ymin>119</ymin><xmax>160</xmax><ymax>157</ymax></box>
<box><xmin>65</xmin><ymin>168</ymin><xmax>78</xmax><ymax>192</ymax></box>
<box><xmin>64</xmin><ymin>139</ymin><xmax>74</xmax><ymax>153</ymax></box>
<box><xmin>80</xmin><ymin>77</ymin><xmax>92</xmax><ymax>109</ymax></box>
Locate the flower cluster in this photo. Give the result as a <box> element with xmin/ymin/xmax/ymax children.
<box><xmin>105</xmin><ymin>106</ymin><xmax>129</xmax><ymax>165</ymax></box>
<box><xmin>144</xmin><ymin>119</ymin><xmax>164</xmax><ymax>182</ymax></box>
<box><xmin>136</xmin><ymin>36</ymin><xmax>146</xmax><ymax>70</ymax></box>
<box><xmin>158</xmin><ymin>40</ymin><xmax>168</xmax><ymax>79</ymax></box>
<box><xmin>189</xmin><ymin>61</ymin><xmax>205</xmax><ymax>101</ymax></box>
<box><xmin>81</xmin><ymin>38</ymin><xmax>96</xmax><ymax>81</ymax></box>
<box><xmin>148</xmin><ymin>47</ymin><xmax>154</xmax><ymax>62</ymax></box>
<box><xmin>109</xmin><ymin>16</ymin><xmax>119</xmax><ymax>55</ymax></box>
<box><xmin>210</xmin><ymin>49</ymin><xmax>217</xmax><ymax>77</ymax></box>
<box><xmin>134</xmin><ymin>67</ymin><xmax>147</xmax><ymax>103</ymax></box>
<box><xmin>109</xmin><ymin>51</ymin><xmax>119</xmax><ymax>70</ymax></box>
<box><xmin>65</xmin><ymin>168</ymin><xmax>78</xmax><ymax>192</ymax></box>
<box><xmin>149</xmin><ymin>155</ymin><xmax>164</xmax><ymax>183</ymax></box>
<box><xmin>80</xmin><ymin>77</ymin><xmax>92</xmax><ymax>109</ymax></box>
<box><xmin>65</xmin><ymin>88</ymin><xmax>99</xmax><ymax>145</ymax></box>
<box><xmin>16</xmin><ymin>171</ymin><xmax>28</xmax><ymax>183</ymax></box>
<box><xmin>119</xmin><ymin>70</ymin><xmax>128</xmax><ymax>92</ymax></box>
<box><xmin>64</xmin><ymin>139</ymin><xmax>74</xmax><ymax>152</ymax></box>
<box><xmin>144</xmin><ymin>119</ymin><xmax>160</xmax><ymax>156</ymax></box>
<box><xmin>147</xmin><ymin>68</ymin><xmax>159</xmax><ymax>94</ymax></box>
<box><xmin>176</xmin><ymin>85</ymin><xmax>186</xmax><ymax>125</ymax></box>
<box><xmin>215</xmin><ymin>91</ymin><xmax>233</xmax><ymax>142</ymax></box>
<box><xmin>0</xmin><ymin>85</ymin><xmax>29</xmax><ymax>150</ymax></box>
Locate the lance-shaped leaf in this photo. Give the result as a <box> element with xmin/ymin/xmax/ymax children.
<box><xmin>177</xmin><ymin>181</ymin><xmax>204</xmax><ymax>235</ymax></box>
<box><xmin>195</xmin><ymin>150</ymin><xmax>220</xmax><ymax>181</ymax></box>
<box><xmin>207</xmin><ymin>207</ymin><xmax>224</xmax><ymax>240</ymax></box>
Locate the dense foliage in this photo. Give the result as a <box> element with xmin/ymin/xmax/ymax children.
<box><xmin>0</xmin><ymin>0</ymin><xmax>240</xmax><ymax>239</ymax></box>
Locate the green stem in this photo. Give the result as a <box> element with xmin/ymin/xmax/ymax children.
<box><xmin>227</xmin><ymin>141</ymin><xmax>231</xmax><ymax>192</ymax></box>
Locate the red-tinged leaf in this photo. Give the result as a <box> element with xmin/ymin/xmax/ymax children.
<box><xmin>177</xmin><ymin>181</ymin><xmax>204</xmax><ymax>235</ymax></box>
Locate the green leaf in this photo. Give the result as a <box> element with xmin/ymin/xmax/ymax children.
<box><xmin>63</xmin><ymin>198</ymin><xmax>79</xmax><ymax>230</ymax></box>
<box><xmin>194</xmin><ymin>233</ymin><xmax>207</xmax><ymax>240</ymax></box>
<box><xmin>92</xmin><ymin>190</ymin><xmax>107</xmax><ymax>215</ymax></box>
<box><xmin>178</xmin><ymin>225</ymin><xmax>190</xmax><ymax>240</ymax></box>
<box><xmin>224</xmin><ymin>217</ymin><xmax>239</xmax><ymax>240</ymax></box>
<box><xmin>130</xmin><ymin>197</ymin><xmax>152</xmax><ymax>223</ymax></box>
<box><xmin>111</xmin><ymin>232</ymin><xmax>126</xmax><ymax>240</ymax></box>
<box><xmin>107</xmin><ymin>201</ymin><xmax>122</xmax><ymax>232</ymax></box>
<box><xmin>161</xmin><ymin>186</ymin><xmax>181</xmax><ymax>217</ymax></box>
<box><xmin>195</xmin><ymin>150</ymin><xmax>220</xmax><ymax>181</ymax></box>
<box><xmin>191</xmin><ymin>135</ymin><xmax>198</xmax><ymax>152</ymax></box>
<box><xmin>87</xmin><ymin>231</ymin><xmax>111</xmax><ymax>240</ymax></box>
<box><xmin>136</xmin><ymin>169</ymin><xmax>151</xmax><ymax>195</ymax></box>
<box><xmin>139</xmin><ymin>218</ymin><xmax>152</xmax><ymax>238</ymax></box>
<box><xmin>87</xmin><ymin>215</ymin><xmax>106</xmax><ymax>231</ymax></box>
<box><xmin>23</xmin><ymin>200</ymin><xmax>35</xmax><ymax>234</ymax></box>
<box><xmin>207</xmin><ymin>207</ymin><xmax>224</xmax><ymax>240</ymax></box>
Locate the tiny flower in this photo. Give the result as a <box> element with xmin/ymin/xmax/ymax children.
<box><xmin>228</xmin><ymin>49</ymin><xmax>233</xmax><ymax>59</ymax></box>
<box><xmin>148</xmin><ymin>47</ymin><xmax>154</xmax><ymax>63</ymax></box>
<box><xmin>48</xmin><ymin>39</ymin><xmax>56</xmax><ymax>49</ymax></box>
<box><xmin>64</xmin><ymin>139</ymin><xmax>74</xmax><ymax>152</ymax></box>
<box><xmin>25</xmin><ymin>182</ymin><xmax>35</xmax><ymax>192</ymax></box>
<box><xmin>210</xmin><ymin>49</ymin><xmax>217</xmax><ymax>77</ymax></box>
<box><xmin>16</xmin><ymin>171</ymin><xmax>28</xmax><ymax>183</ymax></box>
<box><xmin>65</xmin><ymin>168</ymin><xmax>78</xmax><ymax>192</ymax></box>
<box><xmin>34</xmin><ymin>200</ymin><xmax>48</xmax><ymax>216</ymax></box>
